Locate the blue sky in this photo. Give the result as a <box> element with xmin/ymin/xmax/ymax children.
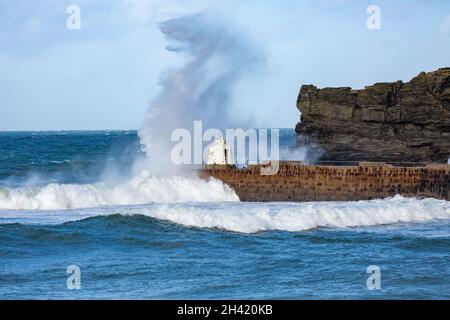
<box><xmin>1</xmin><ymin>0</ymin><xmax>450</xmax><ymax>131</ymax></box>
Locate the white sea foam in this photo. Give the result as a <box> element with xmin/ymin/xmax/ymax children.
<box><xmin>0</xmin><ymin>170</ymin><xmax>238</xmax><ymax>210</ymax></box>
<box><xmin>127</xmin><ymin>196</ymin><xmax>450</xmax><ymax>233</ymax></box>
<box><xmin>1</xmin><ymin>170</ymin><xmax>448</xmax><ymax>233</ymax></box>
<box><xmin>1</xmin><ymin>195</ymin><xmax>448</xmax><ymax>234</ymax></box>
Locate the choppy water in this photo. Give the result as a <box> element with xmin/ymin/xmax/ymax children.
<box><xmin>0</xmin><ymin>131</ymin><xmax>449</xmax><ymax>299</ymax></box>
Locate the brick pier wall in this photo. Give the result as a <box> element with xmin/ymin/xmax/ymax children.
<box><xmin>200</xmin><ymin>162</ymin><xmax>450</xmax><ymax>202</ymax></box>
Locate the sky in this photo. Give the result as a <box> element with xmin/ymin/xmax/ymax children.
<box><xmin>1</xmin><ymin>0</ymin><xmax>450</xmax><ymax>131</ymax></box>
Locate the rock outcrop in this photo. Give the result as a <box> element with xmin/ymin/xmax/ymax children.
<box><xmin>295</xmin><ymin>68</ymin><xmax>450</xmax><ymax>163</ymax></box>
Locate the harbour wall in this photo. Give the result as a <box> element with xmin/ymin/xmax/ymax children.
<box><xmin>200</xmin><ymin>162</ymin><xmax>450</xmax><ymax>202</ymax></box>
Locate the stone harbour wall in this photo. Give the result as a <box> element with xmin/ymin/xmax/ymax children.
<box><xmin>200</xmin><ymin>162</ymin><xmax>450</xmax><ymax>202</ymax></box>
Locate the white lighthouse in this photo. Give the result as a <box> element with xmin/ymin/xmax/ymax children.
<box><xmin>206</xmin><ymin>138</ymin><xmax>234</xmax><ymax>165</ymax></box>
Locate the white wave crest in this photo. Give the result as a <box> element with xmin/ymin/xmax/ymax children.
<box><xmin>0</xmin><ymin>171</ymin><xmax>239</xmax><ymax>210</ymax></box>
<box><xmin>128</xmin><ymin>196</ymin><xmax>450</xmax><ymax>233</ymax></box>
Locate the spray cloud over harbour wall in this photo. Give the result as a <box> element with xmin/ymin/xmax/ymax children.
<box><xmin>138</xmin><ymin>14</ymin><xmax>263</xmax><ymax>172</ymax></box>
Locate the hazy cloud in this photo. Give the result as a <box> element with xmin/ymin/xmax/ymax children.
<box><xmin>440</xmin><ymin>14</ymin><xmax>450</xmax><ymax>38</ymax></box>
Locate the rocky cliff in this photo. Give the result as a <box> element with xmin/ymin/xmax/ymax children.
<box><xmin>295</xmin><ymin>68</ymin><xmax>450</xmax><ymax>163</ymax></box>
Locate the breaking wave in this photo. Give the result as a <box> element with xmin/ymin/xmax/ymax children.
<box><xmin>0</xmin><ymin>170</ymin><xmax>239</xmax><ymax>210</ymax></box>
<box><xmin>127</xmin><ymin>196</ymin><xmax>450</xmax><ymax>233</ymax></box>
<box><xmin>1</xmin><ymin>196</ymin><xmax>448</xmax><ymax>234</ymax></box>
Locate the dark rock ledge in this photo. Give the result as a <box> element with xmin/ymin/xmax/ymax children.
<box><xmin>295</xmin><ymin>68</ymin><xmax>450</xmax><ymax>163</ymax></box>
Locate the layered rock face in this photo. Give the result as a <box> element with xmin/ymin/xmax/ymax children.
<box><xmin>296</xmin><ymin>68</ymin><xmax>450</xmax><ymax>163</ymax></box>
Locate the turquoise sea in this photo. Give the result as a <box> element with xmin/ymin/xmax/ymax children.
<box><xmin>0</xmin><ymin>130</ymin><xmax>449</xmax><ymax>299</ymax></box>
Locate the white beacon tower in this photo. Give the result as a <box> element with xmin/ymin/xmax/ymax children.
<box><xmin>206</xmin><ymin>138</ymin><xmax>234</xmax><ymax>165</ymax></box>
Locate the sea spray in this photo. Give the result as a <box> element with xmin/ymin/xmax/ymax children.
<box><xmin>0</xmin><ymin>13</ymin><xmax>266</xmax><ymax>210</ymax></box>
<box><xmin>0</xmin><ymin>171</ymin><xmax>238</xmax><ymax>210</ymax></box>
<box><xmin>136</xmin><ymin>13</ymin><xmax>318</xmax><ymax>171</ymax></box>
<box><xmin>138</xmin><ymin>14</ymin><xmax>263</xmax><ymax>172</ymax></box>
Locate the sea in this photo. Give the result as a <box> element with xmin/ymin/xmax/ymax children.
<box><xmin>0</xmin><ymin>130</ymin><xmax>449</xmax><ymax>299</ymax></box>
